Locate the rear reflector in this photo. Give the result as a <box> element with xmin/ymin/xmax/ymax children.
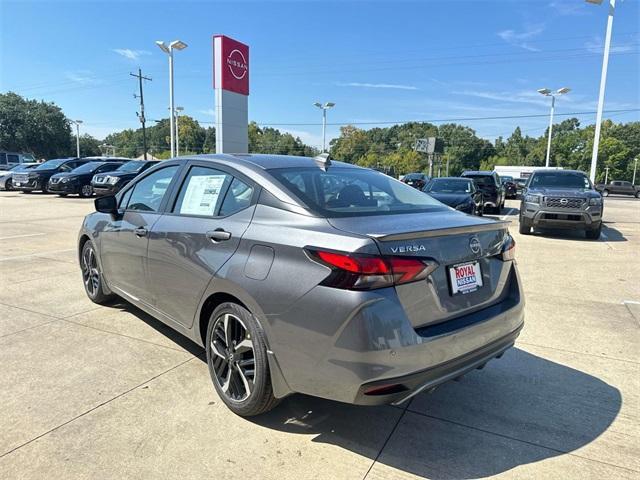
<box><xmin>308</xmin><ymin>249</ymin><xmax>439</xmax><ymax>290</ymax></box>
<box><xmin>363</xmin><ymin>383</ymin><xmax>407</xmax><ymax>396</ymax></box>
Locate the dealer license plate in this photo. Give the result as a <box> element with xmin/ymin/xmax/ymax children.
<box><xmin>449</xmin><ymin>261</ymin><xmax>483</xmax><ymax>295</ymax></box>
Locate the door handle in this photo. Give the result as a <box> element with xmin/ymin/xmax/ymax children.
<box><xmin>206</xmin><ymin>229</ymin><xmax>231</xmax><ymax>242</ymax></box>
<box><xmin>134</xmin><ymin>227</ymin><xmax>148</xmax><ymax>237</ymax></box>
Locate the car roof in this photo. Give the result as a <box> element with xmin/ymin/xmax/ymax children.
<box><xmin>462</xmin><ymin>170</ymin><xmax>494</xmax><ymax>175</ymax></box>
<box><xmin>181</xmin><ymin>153</ymin><xmax>358</xmax><ymax>170</ymax></box>
<box><xmin>531</xmin><ymin>169</ymin><xmax>586</xmax><ymax>175</ymax></box>
<box><xmin>432</xmin><ymin>176</ymin><xmax>470</xmax><ymax>181</ymax></box>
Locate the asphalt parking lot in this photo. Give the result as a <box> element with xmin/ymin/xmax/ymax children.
<box><xmin>0</xmin><ymin>191</ymin><xmax>638</xmax><ymax>479</ymax></box>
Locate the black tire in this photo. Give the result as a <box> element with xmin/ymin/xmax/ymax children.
<box><xmin>518</xmin><ymin>215</ymin><xmax>531</xmax><ymax>235</ymax></box>
<box><xmin>58</xmin><ymin>194</ymin><xmax>68</xmax><ymax>197</ymax></box>
<box><xmin>586</xmin><ymin>223</ymin><xmax>602</xmax><ymax>240</ymax></box>
<box><xmin>206</xmin><ymin>302</ymin><xmax>279</xmax><ymax>417</ymax></box>
<box><xmin>80</xmin><ymin>240</ymin><xmax>114</xmax><ymax>304</ymax></box>
<box><xmin>79</xmin><ymin>184</ymin><xmax>93</xmax><ymax>198</ymax></box>
<box><xmin>5</xmin><ymin>179</ymin><xmax>12</xmax><ymax>191</ymax></box>
<box><xmin>635</xmin><ymin>191</ymin><xmax>639</xmax><ymax>198</ymax></box>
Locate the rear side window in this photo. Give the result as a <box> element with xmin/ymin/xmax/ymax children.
<box><xmin>126</xmin><ymin>166</ymin><xmax>180</xmax><ymax>212</ymax></box>
<box><xmin>219</xmin><ymin>178</ymin><xmax>253</xmax><ymax>216</ymax></box>
<box><xmin>7</xmin><ymin>154</ymin><xmax>18</xmax><ymax>164</ymax></box>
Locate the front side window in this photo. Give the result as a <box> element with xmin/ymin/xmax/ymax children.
<box><xmin>174</xmin><ymin>166</ymin><xmax>231</xmax><ymax>216</ymax></box>
<box><xmin>270</xmin><ymin>167</ymin><xmax>444</xmax><ymax>217</ymax></box>
<box><xmin>126</xmin><ymin>166</ymin><xmax>180</xmax><ymax>212</ymax></box>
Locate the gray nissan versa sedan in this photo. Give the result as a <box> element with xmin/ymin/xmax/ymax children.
<box><xmin>78</xmin><ymin>154</ymin><xmax>524</xmax><ymax>416</ymax></box>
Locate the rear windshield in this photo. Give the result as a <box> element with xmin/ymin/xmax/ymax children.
<box><xmin>464</xmin><ymin>174</ymin><xmax>495</xmax><ymax>186</ymax></box>
<box><xmin>501</xmin><ymin>176</ymin><xmax>513</xmax><ymax>182</ymax></box>
<box><xmin>424</xmin><ymin>179</ymin><xmax>473</xmax><ymax>193</ymax></box>
<box><xmin>116</xmin><ymin>161</ymin><xmax>145</xmax><ymax>173</ymax></box>
<box><xmin>269</xmin><ymin>167</ymin><xmax>446</xmax><ymax>217</ymax></box>
<box><xmin>529</xmin><ymin>172</ymin><xmax>592</xmax><ymax>189</ymax></box>
<box><xmin>404</xmin><ymin>173</ymin><xmax>425</xmax><ymax>180</ymax></box>
<box><xmin>35</xmin><ymin>159</ymin><xmax>68</xmax><ymax>170</ymax></box>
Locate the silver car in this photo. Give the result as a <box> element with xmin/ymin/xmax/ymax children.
<box><xmin>78</xmin><ymin>154</ymin><xmax>524</xmax><ymax>416</ymax></box>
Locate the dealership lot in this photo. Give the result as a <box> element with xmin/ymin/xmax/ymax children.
<box><xmin>0</xmin><ymin>191</ymin><xmax>638</xmax><ymax>479</ymax></box>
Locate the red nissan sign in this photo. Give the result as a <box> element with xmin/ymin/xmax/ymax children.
<box><xmin>213</xmin><ymin>35</ymin><xmax>249</xmax><ymax>96</ymax></box>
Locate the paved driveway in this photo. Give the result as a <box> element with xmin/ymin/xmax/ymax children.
<box><xmin>0</xmin><ymin>191</ymin><xmax>638</xmax><ymax>479</ymax></box>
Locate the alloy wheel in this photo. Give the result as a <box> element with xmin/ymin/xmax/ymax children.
<box><xmin>81</xmin><ymin>185</ymin><xmax>93</xmax><ymax>197</ymax></box>
<box><xmin>210</xmin><ymin>313</ymin><xmax>256</xmax><ymax>402</ymax></box>
<box><xmin>81</xmin><ymin>246</ymin><xmax>100</xmax><ymax>297</ymax></box>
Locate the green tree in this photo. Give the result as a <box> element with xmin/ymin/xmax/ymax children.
<box><xmin>0</xmin><ymin>92</ymin><xmax>72</xmax><ymax>158</ymax></box>
<box><xmin>78</xmin><ymin>134</ymin><xmax>102</xmax><ymax>157</ymax></box>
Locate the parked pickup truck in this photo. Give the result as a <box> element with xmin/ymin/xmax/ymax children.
<box><xmin>596</xmin><ymin>180</ymin><xmax>639</xmax><ymax>198</ymax></box>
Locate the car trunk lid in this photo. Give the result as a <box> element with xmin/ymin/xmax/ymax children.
<box><xmin>328</xmin><ymin>211</ymin><xmax>513</xmax><ymax>328</ymax></box>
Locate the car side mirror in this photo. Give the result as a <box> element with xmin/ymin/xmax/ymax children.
<box><xmin>95</xmin><ymin>195</ymin><xmax>118</xmax><ymax>215</ymax></box>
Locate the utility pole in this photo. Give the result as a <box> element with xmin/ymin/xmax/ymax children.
<box><xmin>131</xmin><ymin>69</ymin><xmax>152</xmax><ymax>159</ymax></box>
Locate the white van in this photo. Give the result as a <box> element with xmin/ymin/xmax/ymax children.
<box><xmin>0</xmin><ymin>151</ymin><xmax>37</xmax><ymax>169</ymax></box>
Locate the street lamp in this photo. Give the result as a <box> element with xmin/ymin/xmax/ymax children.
<box><xmin>586</xmin><ymin>0</ymin><xmax>619</xmax><ymax>183</ymax></box>
<box><xmin>71</xmin><ymin>120</ymin><xmax>83</xmax><ymax>158</ymax></box>
<box><xmin>313</xmin><ymin>102</ymin><xmax>335</xmax><ymax>152</ymax></box>
<box><xmin>156</xmin><ymin>39</ymin><xmax>188</xmax><ymax>158</ymax></box>
<box><xmin>537</xmin><ymin>87</ymin><xmax>570</xmax><ymax>167</ymax></box>
<box><xmin>175</xmin><ymin>106</ymin><xmax>184</xmax><ymax>156</ymax></box>
<box><xmin>633</xmin><ymin>157</ymin><xmax>638</xmax><ymax>185</ymax></box>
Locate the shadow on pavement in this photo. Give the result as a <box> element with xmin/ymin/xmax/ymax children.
<box><xmin>106</xmin><ymin>301</ymin><xmax>622</xmax><ymax>478</ymax></box>
<box><xmin>249</xmin><ymin>348</ymin><xmax>621</xmax><ymax>479</ymax></box>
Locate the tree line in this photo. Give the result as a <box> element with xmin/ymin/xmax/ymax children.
<box><xmin>1</xmin><ymin>92</ymin><xmax>638</xmax><ymax>182</ymax></box>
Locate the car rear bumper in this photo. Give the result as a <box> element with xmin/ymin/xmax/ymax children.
<box><xmin>271</xmin><ymin>263</ymin><xmax>525</xmax><ymax>405</ymax></box>
<box><xmin>355</xmin><ymin>324</ymin><xmax>522</xmax><ymax>405</ymax></box>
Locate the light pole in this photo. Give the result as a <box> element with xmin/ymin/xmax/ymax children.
<box><xmin>156</xmin><ymin>40</ymin><xmax>188</xmax><ymax>158</ymax></box>
<box><xmin>604</xmin><ymin>166</ymin><xmax>610</xmax><ymax>184</ymax></box>
<box><xmin>537</xmin><ymin>87</ymin><xmax>570</xmax><ymax>167</ymax></box>
<box><xmin>313</xmin><ymin>102</ymin><xmax>335</xmax><ymax>152</ymax></box>
<box><xmin>71</xmin><ymin>120</ymin><xmax>83</xmax><ymax>157</ymax></box>
<box><xmin>175</xmin><ymin>106</ymin><xmax>184</xmax><ymax>156</ymax></box>
<box><xmin>633</xmin><ymin>158</ymin><xmax>638</xmax><ymax>185</ymax></box>
<box><xmin>586</xmin><ymin>0</ymin><xmax>618</xmax><ymax>183</ymax></box>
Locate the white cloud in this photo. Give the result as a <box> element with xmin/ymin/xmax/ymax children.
<box><xmin>336</xmin><ymin>82</ymin><xmax>418</xmax><ymax>91</ymax></box>
<box><xmin>548</xmin><ymin>2</ymin><xmax>589</xmax><ymax>16</ymax></box>
<box><xmin>279</xmin><ymin>128</ymin><xmax>325</xmax><ymax>149</ymax></box>
<box><xmin>113</xmin><ymin>49</ymin><xmax>151</xmax><ymax>61</ymax></box>
<box><xmin>452</xmin><ymin>89</ymin><xmax>549</xmax><ymax>107</ymax></box>
<box><xmin>497</xmin><ymin>25</ymin><xmax>545</xmax><ymax>51</ymax></box>
<box><xmin>65</xmin><ymin>70</ymin><xmax>100</xmax><ymax>85</ymax></box>
<box><xmin>584</xmin><ymin>37</ymin><xmax>636</xmax><ymax>54</ymax></box>
<box><xmin>199</xmin><ymin>109</ymin><xmax>216</xmax><ymax>116</ymax></box>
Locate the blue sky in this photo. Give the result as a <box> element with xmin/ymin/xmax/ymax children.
<box><xmin>1</xmin><ymin>0</ymin><xmax>638</xmax><ymax>149</ymax></box>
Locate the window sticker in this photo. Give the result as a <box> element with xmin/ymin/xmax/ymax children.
<box><xmin>180</xmin><ymin>174</ymin><xmax>227</xmax><ymax>216</ymax></box>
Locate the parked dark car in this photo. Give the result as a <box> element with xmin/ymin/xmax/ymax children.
<box><xmin>78</xmin><ymin>154</ymin><xmax>523</xmax><ymax>417</ymax></box>
<box><xmin>92</xmin><ymin>160</ymin><xmax>159</xmax><ymax>196</ymax></box>
<box><xmin>0</xmin><ymin>163</ymin><xmax>39</xmax><ymax>190</ymax></box>
<box><xmin>514</xmin><ymin>178</ymin><xmax>527</xmax><ymax>196</ymax></box>
<box><xmin>519</xmin><ymin>169</ymin><xmax>603</xmax><ymax>239</ymax></box>
<box><xmin>595</xmin><ymin>180</ymin><xmax>639</xmax><ymax>198</ymax></box>
<box><xmin>461</xmin><ymin>170</ymin><xmax>505</xmax><ymax>214</ymax></box>
<box><xmin>423</xmin><ymin>177</ymin><xmax>484</xmax><ymax>215</ymax></box>
<box><xmin>501</xmin><ymin>175</ymin><xmax>518</xmax><ymax>199</ymax></box>
<box><xmin>48</xmin><ymin>161</ymin><xmax>127</xmax><ymax>197</ymax></box>
<box><xmin>402</xmin><ymin>172</ymin><xmax>429</xmax><ymax>190</ymax></box>
<box><xmin>12</xmin><ymin>158</ymin><xmax>86</xmax><ymax>193</ymax></box>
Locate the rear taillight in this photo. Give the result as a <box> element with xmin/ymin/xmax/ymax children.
<box><xmin>308</xmin><ymin>249</ymin><xmax>439</xmax><ymax>290</ymax></box>
<box><xmin>500</xmin><ymin>234</ymin><xmax>516</xmax><ymax>261</ymax></box>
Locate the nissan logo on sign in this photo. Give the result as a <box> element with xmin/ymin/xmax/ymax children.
<box><xmin>213</xmin><ymin>35</ymin><xmax>249</xmax><ymax>96</ymax></box>
<box><xmin>227</xmin><ymin>49</ymin><xmax>247</xmax><ymax>80</ymax></box>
